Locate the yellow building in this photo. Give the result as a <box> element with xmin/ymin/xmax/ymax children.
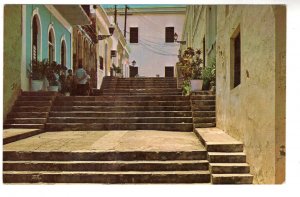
<box><xmin>181</xmin><ymin>5</ymin><xmax>286</xmax><ymax>184</ymax></box>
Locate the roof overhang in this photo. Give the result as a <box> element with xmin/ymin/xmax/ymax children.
<box><xmin>54</xmin><ymin>5</ymin><xmax>91</xmax><ymax>25</ymax></box>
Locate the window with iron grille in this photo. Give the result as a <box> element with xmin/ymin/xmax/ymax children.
<box><xmin>130</xmin><ymin>27</ymin><xmax>138</xmax><ymax>43</ymax></box>
<box><xmin>165</xmin><ymin>27</ymin><xmax>174</xmax><ymax>43</ymax></box>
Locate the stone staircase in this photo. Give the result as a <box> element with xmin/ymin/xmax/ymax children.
<box><xmin>99</xmin><ymin>77</ymin><xmax>181</xmax><ymax>95</ymax></box>
<box><xmin>45</xmin><ymin>77</ymin><xmax>196</xmax><ymax>131</ymax></box>
<box><xmin>195</xmin><ymin>128</ymin><xmax>253</xmax><ymax>184</ymax></box>
<box><xmin>191</xmin><ymin>92</ymin><xmax>216</xmax><ymax>129</ymax></box>
<box><xmin>3</xmin><ymin>77</ymin><xmax>253</xmax><ymax>184</ymax></box>
<box><xmin>4</xmin><ymin>91</ymin><xmax>57</xmax><ymax>129</ymax></box>
<box><xmin>3</xmin><ymin>147</ymin><xmax>210</xmax><ymax>183</ymax></box>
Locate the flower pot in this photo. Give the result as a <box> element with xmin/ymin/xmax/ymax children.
<box><xmin>191</xmin><ymin>80</ymin><xmax>203</xmax><ymax>91</ymax></box>
<box><xmin>48</xmin><ymin>86</ymin><xmax>59</xmax><ymax>92</ymax></box>
<box><xmin>31</xmin><ymin>80</ymin><xmax>43</xmax><ymax>91</ymax></box>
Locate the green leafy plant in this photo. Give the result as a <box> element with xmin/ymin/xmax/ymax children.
<box><xmin>176</xmin><ymin>47</ymin><xmax>203</xmax><ymax>95</ymax></box>
<box><xmin>182</xmin><ymin>80</ymin><xmax>191</xmax><ymax>96</ymax></box>
<box><xmin>112</xmin><ymin>63</ymin><xmax>122</xmax><ymax>74</ymax></box>
<box><xmin>29</xmin><ymin>59</ymin><xmax>48</xmax><ymax>80</ymax></box>
<box><xmin>202</xmin><ymin>56</ymin><xmax>216</xmax><ymax>90</ymax></box>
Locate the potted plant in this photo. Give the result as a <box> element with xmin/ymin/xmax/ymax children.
<box><xmin>202</xmin><ymin>56</ymin><xmax>216</xmax><ymax>91</ymax></box>
<box><xmin>29</xmin><ymin>59</ymin><xmax>48</xmax><ymax>91</ymax></box>
<box><xmin>46</xmin><ymin>61</ymin><xmax>60</xmax><ymax>92</ymax></box>
<box><xmin>112</xmin><ymin>63</ymin><xmax>122</xmax><ymax>77</ymax></box>
<box><xmin>176</xmin><ymin>47</ymin><xmax>203</xmax><ymax>95</ymax></box>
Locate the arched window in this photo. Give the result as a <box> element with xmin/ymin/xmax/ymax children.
<box><xmin>48</xmin><ymin>27</ymin><xmax>55</xmax><ymax>62</ymax></box>
<box><xmin>61</xmin><ymin>39</ymin><xmax>66</xmax><ymax>67</ymax></box>
<box><xmin>32</xmin><ymin>14</ymin><xmax>41</xmax><ymax>61</ymax></box>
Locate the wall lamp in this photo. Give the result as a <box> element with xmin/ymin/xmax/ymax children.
<box><xmin>174</xmin><ymin>32</ymin><xmax>186</xmax><ymax>45</ymax></box>
<box><xmin>98</xmin><ymin>25</ymin><xmax>115</xmax><ymax>40</ymax></box>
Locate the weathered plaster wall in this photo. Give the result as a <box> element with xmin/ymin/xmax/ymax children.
<box><xmin>215</xmin><ymin>5</ymin><xmax>283</xmax><ymax>184</ymax></box>
<box><xmin>273</xmin><ymin>6</ymin><xmax>286</xmax><ymax>184</ymax></box>
<box><xmin>3</xmin><ymin>5</ymin><xmax>22</xmax><ymax>121</ymax></box>
<box><xmin>182</xmin><ymin>5</ymin><xmax>285</xmax><ymax>184</ymax></box>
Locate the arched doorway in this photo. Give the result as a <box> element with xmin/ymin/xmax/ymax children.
<box><xmin>32</xmin><ymin>15</ymin><xmax>41</xmax><ymax>61</ymax></box>
<box><xmin>61</xmin><ymin>39</ymin><xmax>66</xmax><ymax>67</ymax></box>
<box><xmin>48</xmin><ymin>27</ymin><xmax>55</xmax><ymax>62</ymax></box>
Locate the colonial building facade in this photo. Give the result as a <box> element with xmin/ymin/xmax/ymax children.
<box><xmin>181</xmin><ymin>5</ymin><xmax>286</xmax><ymax>184</ymax></box>
<box><xmin>104</xmin><ymin>5</ymin><xmax>185</xmax><ymax>78</ymax></box>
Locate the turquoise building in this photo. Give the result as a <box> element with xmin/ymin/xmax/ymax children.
<box><xmin>3</xmin><ymin>5</ymin><xmax>90</xmax><ymax>119</ymax></box>
<box><xmin>21</xmin><ymin>5</ymin><xmax>90</xmax><ymax>90</ymax></box>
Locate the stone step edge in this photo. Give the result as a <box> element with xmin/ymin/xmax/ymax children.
<box><xmin>3</xmin><ymin>170</ymin><xmax>211</xmax><ymax>175</ymax></box>
<box><xmin>3</xmin><ymin>160</ymin><xmax>209</xmax><ymax>164</ymax></box>
<box><xmin>3</xmin><ymin>129</ymin><xmax>44</xmax><ymax>145</ymax></box>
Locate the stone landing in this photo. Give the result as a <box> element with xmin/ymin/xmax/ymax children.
<box><xmin>3</xmin><ymin>130</ymin><xmax>210</xmax><ymax>184</ymax></box>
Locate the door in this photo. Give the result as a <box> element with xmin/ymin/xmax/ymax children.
<box><xmin>165</xmin><ymin>66</ymin><xmax>174</xmax><ymax>77</ymax></box>
<box><xmin>129</xmin><ymin>66</ymin><xmax>138</xmax><ymax>77</ymax></box>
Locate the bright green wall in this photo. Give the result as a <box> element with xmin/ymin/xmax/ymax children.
<box><xmin>3</xmin><ymin>5</ymin><xmax>23</xmax><ymax>120</ymax></box>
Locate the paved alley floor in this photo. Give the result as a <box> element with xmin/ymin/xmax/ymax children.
<box><xmin>3</xmin><ymin>130</ymin><xmax>205</xmax><ymax>152</ymax></box>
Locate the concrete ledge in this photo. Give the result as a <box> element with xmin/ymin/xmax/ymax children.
<box><xmin>3</xmin><ymin>129</ymin><xmax>44</xmax><ymax>145</ymax></box>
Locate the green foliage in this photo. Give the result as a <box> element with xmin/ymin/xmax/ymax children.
<box><xmin>29</xmin><ymin>59</ymin><xmax>48</xmax><ymax>80</ymax></box>
<box><xmin>176</xmin><ymin>47</ymin><xmax>203</xmax><ymax>81</ymax></box>
<box><xmin>112</xmin><ymin>63</ymin><xmax>122</xmax><ymax>74</ymax></box>
<box><xmin>202</xmin><ymin>56</ymin><xmax>216</xmax><ymax>88</ymax></box>
<box><xmin>182</xmin><ymin>80</ymin><xmax>191</xmax><ymax>96</ymax></box>
<box><xmin>176</xmin><ymin>47</ymin><xmax>204</xmax><ymax>95</ymax></box>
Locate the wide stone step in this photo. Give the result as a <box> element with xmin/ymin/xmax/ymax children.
<box><xmin>3</xmin><ymin>160</ymin><xmax>208</xmax><ymax>171</ymax></box>
<box><xmin>206</xmin><ymin>143</ymin><xmax>243</xmax><ymax>152</ymax></box>
<box><xmin>3</xmin><ymin>170</ymin><xmax>211</xmax><ymax>183</ymax></box>
<box><xmin>191</xmin><ymin>91</ymin><xmax>215</xmax><ymax>95</ymax></box>
<box><xmin>17</xmin><ymin>96</ymin><xmax>54</xmax><ymax>101</ymax></box>
<box><xmin>12</xmin><ymin>106</ymin><xmax>51</xmax><ymax>112</ymax></box>
<box><xmin>193</xmin><ymin>111</ymin><xmax>215</xmax><ymax>117</ymax></box>
<box><xmin>45</xmin><ymin>123</ymin><xmax>193</xmax><ymax>131</ymax></box>
<box><xmin>190</xmin><ymin>95</ymin><xmax>216</xmax><ymax>100</ymax></box>
<box><xmin>209</xmin><ymin>163</ymin><xmax>250</xmax><ymax>174</ymax></box>
<box><xmin>194</xmin><ymin>128</ymin><xmax>244</xmax><ymax>152</ymax></box>
<box><xmin>7</xmin><ymin>112</ymin><xmax>48</xmax><ymax>118</ymax></box>
<box><xmin>4</xmin><ymin>150</ymin><xmax>207</xmax><ymax>161</ymax></box>
<box><xmin>49</xmin><ymin>111</ymin><xmax>192</xmax><ymax>118</ymax></box>
<box><xmin>15</xmin><ymin>101</ymin><xmax>52</xmax><ymax>106</ymax></box>
<box><xmin>208</xmin><ymin>152</ymin><xmax>246</xmax><ymax>163</ymax></box>
<box><xmin>193</xmin><ymin>117</ymin><xmax>216</xmax><ymax>123</ymax></box>
<box><xmin>48</xmin><ymin>117</ymin><xmax>193</xmax><ymax>124</ymax></box>
<box><xmin>191</xmin><ymin>100</ymin><xmax>215</xmax><ymax>105</ymax></box>
<box><xmin>211</xmin><ymin>174</ymin><xmax>253</xmax><ymax>184</ymax></box>
<box><xmin>102</xmin><ymin>92</ymin><xmax>182</xmax><ymax>96</ymax></box>
<box><xmin>101</xmin><ymin>83</ymin><xmax>177</xmax><ymax>89</ymax></box>
<box><xmin>21</xmin><ymin>91</ymin><xmax>57</xmax><ymax>96</ymax></box>
<box><xmin>3</xmin><ymin>124</ymin><xmax>44</xmax><ymax>129</ymax></box>
<box><xmin>6</xmin><ymin>118</ymin><xmax>47</xmax><ymax>124</ymax></box>
<box><xmin>55</xmin><ymin>95</ymin><xmax>190</xmax><ymax>102</ymax></box>
<box><xmin>53</xmin><ymin>101</ymin><xmax>191</xmax><ymax>106</ymax></box>
<box><xmin>102</xmin><ymin>90</ymin><xmax>182</xmax><ymax>94</ymax></box>
<box><xmin>192</xmin><ymin>106</ymin><xmax>215</xmax><ymax>111</ymax></box>
<box><xmin>51</xmin><ymin>106</ymin><xmax>191</xmax><ymax>111</ymax></box>
<box><xmin>194</xmin><ymin>123</ymin><xmax>216</xmax><ymax>128</ymax></box>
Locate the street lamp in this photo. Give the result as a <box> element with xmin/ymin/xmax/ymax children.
<box><xmin>132</xmin><ymin>60</ymin><xmax>136</xmax><ymax>66</ymax></box>
<box><xmin>98</xmin><ymin>24</ymin><xmax>115</xmax><ymax>40</ymax></box>
<box><xmin>174</xmin><ymin>32</ymin><xmax>186</xmax><ymax>45</ymax></box>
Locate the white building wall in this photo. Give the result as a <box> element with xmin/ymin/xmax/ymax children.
<box><xmin>115</xmin><ymin>13</ymin><xmax>185</xmax><ymax>77</ymax></box>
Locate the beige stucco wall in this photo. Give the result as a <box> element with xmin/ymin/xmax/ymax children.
<box><xmin>182</xmin><ymin>5</ymin><xmax>286</xmax><ymax>184</ymax></box>
<box><xmin>215</xmin><ymin>5</ymin><xmax>285</xmax><ymax>184</ymax></box>
<box><xmin>3</xmin><ymin>5</ymin><xmax>23</xmax><ymax>121</ymax></box>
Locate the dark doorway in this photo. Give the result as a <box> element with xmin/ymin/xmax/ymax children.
<box><xmin>129</xmin><ymin>66</ymin><xmax>138</xmax><ymax>77</ymax></box>
<box><xmin>165</xmin><ymin>66</ymin><xmax>174</xmax><ymax>77</ymax></box>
